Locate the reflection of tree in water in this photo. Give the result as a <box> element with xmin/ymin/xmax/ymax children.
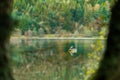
<box><xmin>16</xmin><ymin>39</ymin><xmax>59</xmax><ymax>65</ymax></box>
<box><xmin>11</xmin><ymin>39</ymin><xmax>89</xmax><ymax>64</ymax></box>
<box><xmin>11</xmin><ymin>39</ymin><xmax>95</xmax><ymax>80</ymax></box>
<box><xmin>12</xmin><ymin>39</ymin><xmax>87</xmax><ymax>63</ymax></box>
<box><xmin>40</xmin><ymin>40</ymin><xmax>59</xmax><ymax>63</ymax></box>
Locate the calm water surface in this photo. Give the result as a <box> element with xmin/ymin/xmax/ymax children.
<box><xmin>10</xmin><ymin>39</ymin><xmax>105</xmax><ymax>80</ymax></box>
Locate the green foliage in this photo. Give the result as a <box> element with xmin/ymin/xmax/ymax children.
<box><xmin>84</xmin><ymin>40</ymin><xmax>105</xmax><ymax>80</ymax></box>
<box><xmin>13</xmin><ymin>0</ymin><xmax>110</xmax><ymax>36</ymax></box>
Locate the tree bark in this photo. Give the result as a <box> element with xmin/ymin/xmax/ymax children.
<box><xmin>92</xmin><ymin>0</ymin><xmax>120</xmax><ymax>80</ymax></box>
<box><xmin>0</xmin><ymin>0</ymin><xmax>14</xmax><ymax>80</ymax></box>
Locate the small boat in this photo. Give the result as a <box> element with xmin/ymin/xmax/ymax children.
<box><xmin>68</xmin><ymin>46</ymin><xmax>77</xmax><ymax>56</ymax></box>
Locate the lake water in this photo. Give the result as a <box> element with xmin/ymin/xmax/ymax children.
<box><xmin>10</xmin><ymin>38</ymin><xmax>105</xmax><ymax>80</ymax></box>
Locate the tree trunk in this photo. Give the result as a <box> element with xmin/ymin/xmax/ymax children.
<box><xmin>92</xmin><ymin>1</ymin><xmax>120</xmax><ymax>80</ymax></box>
<box><xmin>0</xmin><ymin>0</ymin><xmax>14</xmax><ymax>80</ymax></box>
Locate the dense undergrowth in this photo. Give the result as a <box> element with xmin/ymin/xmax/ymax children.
<box><xmin>12</xmin><ymin>0</ymin><xmax>110</xmax><ymax>37</ymax></box>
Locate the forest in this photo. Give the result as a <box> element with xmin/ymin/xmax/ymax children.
<box><xmin>12</xmin><ymin>0</ymin><xmax>110</xmax><ymax>37</ymax></box>
<box><xmin>1</xmin><ymin>0</ymin><xmax>120</xmax><ymax>80</ymax></box>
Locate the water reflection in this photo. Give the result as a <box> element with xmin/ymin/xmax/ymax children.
<box><xmin>10</xmin><ymin>39</ymin><xmax>104</xmax><ymax>80</ymax></box>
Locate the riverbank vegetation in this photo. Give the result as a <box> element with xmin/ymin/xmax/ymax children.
<box><xmin>11</xmin><ymin>0</ymin><xmax>111</xmax><ymax>80</ymax></box>
<box><xmin>12</xmin><ymin>0</ymin><xmax>110</xmax><ymax>37</ymax></box>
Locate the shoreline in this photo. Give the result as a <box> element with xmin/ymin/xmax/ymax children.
<box><xmin>10</xmin><ymin>36</ymin><xmax>106</xmax><ymax>40</ymax></box>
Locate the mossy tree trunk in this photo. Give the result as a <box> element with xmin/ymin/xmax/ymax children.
<box><xmin>0</xmin><ymin>0</ymin><xmax>14</xmax><ymax>80</ymax></box>
<box><xmin>92</xmin><ymin>0</ymin><xmax>120</xmax><ymax>80</ymax></box>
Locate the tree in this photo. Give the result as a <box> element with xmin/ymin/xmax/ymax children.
<box><xmin>0</xmin><ymin>0</ymin><xmax>14</xmax><ymax>80</ymax></box>
<box><xmin>92</xmin><ymin>0</ymin><xmax>120</xmax><ymax>80</ymax></box>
